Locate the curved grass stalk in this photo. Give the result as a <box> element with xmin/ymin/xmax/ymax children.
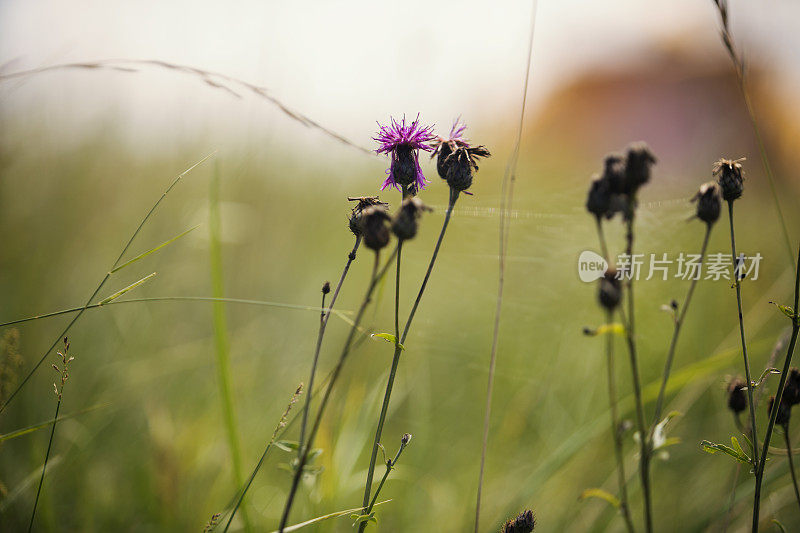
<box><xmin>783</xmin><ymin>428</ymin><xmax>800</xmax><ymax>511</ymax></box>
<box><xmin>0</xmin><ymin>152</ymin><xmax>214</xmax><ymax>416</ymax></box>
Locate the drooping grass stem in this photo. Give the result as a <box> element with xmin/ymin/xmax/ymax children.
<box><xmin>726</xmin><ymin>202</ymin><xmax>759</xmax><ymax>470</ymax></box>
<box><xmin>279</xmin><ymin>245</ymin><xmax>399</xmax><ymax>532</ymax></box>
<box><xmin>651</xmin><ymin>224</ymin><xmax>712</xmax><ymax>426</ymax></box>
<box><xmin>622</xmin><ymin>207</ymin><xmax>653</xmax><ymax>533</ymax></box>
<box><xmin>298</xmin><ymin>236</ymin><xmax>362</xmax><ymax>458</ymax></box>
<box><xmin>605</xmin><ymin>310</ymin><xmax>636</xmax><ymax>533</ymax></box>
<box><xmin>752</xmin><ymin>243</ymin><xmax>800</xmax><ymax>531</ymax></box>
<box><xmin>359</xmin><ymin>189</ymin><xmax>459</xmax><ymax>531</ymax></box>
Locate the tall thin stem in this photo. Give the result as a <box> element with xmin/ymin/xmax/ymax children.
<box><xmin>727</xmin><ymin>202</ymin><xmax>759</xmax><ymax>469</ymax></box>
<box><xmin>783</xmin><ymin>427</ymin><xmax>800</xmax><ymax>512</ymax></box>
<box><xmin>605</xmin><ymin>310</ymin><xmax>636</xmax><ymax>533</ymax></box>
<box><xmin>359</xmin><ymin>189</ymin><xmax>459</xmax><ymax>531</ymax></box>
<box><xmin>622</xmin><ymin>208</ymin><xmax>653</xmax><ymax>533</ymax></box>
<box><xmin>28</xmin><ymin>394</ymin><xmax>63</xmax><ymax>531</ymax></box>
<box><xmin>365</xmin><ymin>437</ymin><xmax>410</xmax><ymax>517</ymax></box>
<box><xmin>279</xmin><ymin>246</ymin><xmax>398</xmax><ymax>532</ymax></box>
<box><xmin>298</xmin><ymin>236</ymin><xmax>362</xmax><ymax>456</ymax></box>
<box><xmin>651</xmin><ymin>224</ymin><xmax>712</xmax><ymax>426</ymax></box>
<box><xmin>753</xmin><ymin>243</ymin><xmax>800</xmax><ymax>531</ymax></box>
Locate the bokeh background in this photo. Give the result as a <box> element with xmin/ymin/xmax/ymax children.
<box><xmin>2</xmin><ymin>0</ymin><xmax>800</xmax><ymax>531</ymax></box>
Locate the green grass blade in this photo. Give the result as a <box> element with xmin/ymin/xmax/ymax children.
<box><xmin>0</xmin><ymin>403</ymin><xmax>109</xmax><ymax>443</ymax></box>
<box><xmin>209</xmin><ymin>161</ymin><xmax>249</xmax><ymax>531</ymax></box>
<box><xmin>271</xmin><ymin>500</ymin><xmax>392</xmax><ymax>533</ymax></box>
<box><xmin>98</xmin><ymin>273</ymin><xmax>157</xmax><ymax>305</ymax></box>
<box><xmin>110</xmin><ymin>224</ymin><xmax>200</xmax><ymax>273</ymax></box>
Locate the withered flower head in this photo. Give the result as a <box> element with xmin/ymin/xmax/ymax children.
<box><xmin>501</xmin><ymin>509</ymin><xmax>535</xmax><ymax>533</ymax></box>
<box><xmin>713</xmin><ymin>158</ymin><xmax>745</xmax><ymax>202</ymax></box>
<box><xmin>768</xmin><ymin>395</ymin><xmax>791</xmax><ymax>426</ymax></box>
<box><xmin>727</xmin><ymin>378</ymin><xmax>747</xmax><ymax>414</ymax></box>
<box><xmin>431</xmin><ymin>119</ymin><xmax>491</xmax><ymax>192</ymax></box>
<box><xmin>783</xmin><ymin>368</ymin><xmax>800</xmax><ymax>406</ymax></box>
<box><xmin>624</xmin><ymin>142</ymin><xmax>657</xmax><ymax>193</ymax></box>
<box><xmin>598</xmin><ymin>269</ymin><xmax>622</xmax><ymax>311</ymax></box>
<box><xmin>692</xmin><ymin>181</ymin><xmax>722</xmax><ymax>225</ymax></box>
<box><xmin>360</xmin><ymin>206</ymin><xmax>392</xmax><ymax>251</ymax></box>
<box><xmin>348</xmin><ymin>196</ymin><xmax>389</xmax><ymax>237</ymax></box>
<box><xmin>391</xmin><ymin>197</ymin><xmax>431</xmax><ymax>241</ymax></box>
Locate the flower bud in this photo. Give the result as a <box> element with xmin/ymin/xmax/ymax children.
<box><xmin>598</xmin><ymin>270</ymin><xmax>622</xmax><ymax>310</ymax></box>
<box><xmin>401</xmin><ymin>433</ymin><xmax>412</xmax><ymax>445</ymax></box>
<box><xmin>322</xmin><ymin>281</ymin><xmax>331</xmax><ymax>295</ymax></box>
<box><xmin>501</xmin><ymin>509</ymin><xmax>535</xmax><ymax>533</ymax></box>
<box><xmin>768</xmin><ymin>395</ymin><xmax>791</xmax><ymax>426</ymax></box>
<box><xmin>441</xmin><ymin>145</ymin><xmax>492</xmax><ymax>192</ymax></box>
<box><xmin>624</xmin><ymin>142</ymin><xmax>657</xmax><ymax>194</ymax></box>
<box><xmin>360</xmin><ymin>206</ymin><xmax>391</xmax><ymax>251</ymax></box>
<box><xmin>714</xmin><ymin>158</ymin><xmax>744</xmax><ymax>202</ymax></box>
<box><xmin>586</xmin><ymin>175</ymin><xmax>612</xmax><ymax>220</ymax></box>
<box><xmin>391</xmin><ymin>144</ymin><xmax>417</xmax><ymax>189</ymax></box>
<box><xmin>391</xmin><ymin>197</ymin><xmax>431</xmax><ymax>241</ymax></box>
<box><xmin>692</xmin><ymin>181</ymin><xmax>722</xmax><ymax>225</ymax></box>
<box><xmin>727</xmin><ymin>378</ymin><xmax>747</xmax><ymax>414</ymax></box>
<box><xmin>602</xmin><ymin>154</ymin><xmax>627</xmax><ymax>195</ymax></box>
<box><xmin>783</xmin><ymin>368</ymin><xmax>800</xmax><ymax>406</ymax></box>
<box><xmin>436</xmin><ymin>141</ymin><xmax>453</xmax><ymax>180</ymax></box>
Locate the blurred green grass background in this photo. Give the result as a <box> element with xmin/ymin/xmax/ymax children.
<box><xmin>1</xmin><ymin>48</ymin><xmax>800</xmax><ymax>532</ymax></box>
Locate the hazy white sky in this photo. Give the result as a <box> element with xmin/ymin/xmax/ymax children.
<box><xmin>1</xmin><ymin>0</ymin><xmax>799</xmax><ymax>150</ymax></box>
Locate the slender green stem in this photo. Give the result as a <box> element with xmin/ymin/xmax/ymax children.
<box><xmin>224</xmin><ymin>384</ymin><xmax>303</xmax><ymax>532</ymax></box>
<box><xmin>0</xmin><ymin>153</ymin><xmax>212</xmax><ymax>415</ymax></box>
<box><xmin>622</xmin><ymin>208</ymin><xmax>653</xmax><ymax>533</ymax></box>
<box><xmin>366</xmin><ymin>438</ymin><xmax>410</xmax><ymax>515</ymax></box>
<box><xmin>651</xmin><ymin>224</ymin><xmax>712</xmax><ymax>426</ymax></box>
<box><xmin>279</xmin><ymin>246</ymin><xmax>398</xmax><ymax>532</ymax></box>
<box><xmin>359</xmin><ymin>190</ymin><xmax>458</xmax><ymax>531</ymax></box>
<box><xmin>753</xmin><ymin>243</ymin><xmax>800</xmax><ymax>531</ymax></box>
<box><xmin>298</xmin><ymin>237</ymin><xmax>362</xmax><ymax>459</ymax></box>
<box><xmin>595</xmin><ymin>217</ymin><xmax>610</xmax><ymax>262</ymax></box>
<box><xmin>28</xmin><ymin>395</ymin><xmax>62</xmax><ymax>532</ymax></box>
<box><xmin>783</xmin><ymin>427</ymin><xmax>800</xmax><ymax>512</ymax></box>
<box><xmin>209</xmin><ymin>162</ymin><xmax>249</xmax><ymax>532</ymax></box>
<box><xmin>727</xmin><ymin>202</ymin><xmax>759</xmax><ymax>472</ymax></box>
<box><xmin>605</xmin><ymin>310</ymin><xmax>636</xmax><ymax>533</ymax></box>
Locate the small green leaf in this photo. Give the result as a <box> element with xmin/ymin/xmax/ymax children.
<box><xmin>584</xmin><ymin>323</ymin><xmax>625</xmax><ymax>337</ymax></box>
<box><xmin>769</xmin><ymin>301</ymin><xmax>797</xmax><ymax>320</ymax></box>
<box><xmin>370</xmin><ymin>333</ymin><xmax>404</xmax><ymax>350</ymax></box>
<box><xmin>98</xmin><ymin>272</ymin><xmax>157</xmax><ymax>305</ymax></box>
<box><xmin>579</xmin><ymin>488</ymin><xmax>621</xmax><ymax>509</ymax></box>
<box><xmin>700</xmin><ymin>439</ymin><xmax>751</xmax><ymax>464</ymax></box>
<box><xmin>275</xmin><ymin>440</ymin><xmax>299</xmax><ymax>452</ymax></box>
<box><xmin>350</xmin><ymin>512</ymin><xmax>377</xmax><ymax>527</ymax></box>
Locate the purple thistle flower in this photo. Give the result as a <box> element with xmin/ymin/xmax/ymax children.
<box><xmin>374</xmin><ymin>115</ymin><xmax>436</xmax><ymax>194</ymax></box>
<box><xmin>431</xmin><ymin>118</ymin><xmax>491</xmax><ymax>192</ymax></box>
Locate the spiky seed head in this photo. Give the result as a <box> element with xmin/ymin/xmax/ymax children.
<box><xmin>598</xmin><ymin>270</ymin><xmax>622</xmax><ymax>311</ymax></box>
<box><xmin>714</xmin><ymin>158</ymin><xmax>744</xmax><ymax>202</ymax></box>
<box><xmin>727</xmin><ymin>378</ymin><xmax>747</xmax><ymax>414</ymax></box>
<box><xmin>360</xmin><ymin>206</ymin><xmax>392</xmax><ymax>251</ymax></box>
<box><xmin>692</xmin><ymin>181</ymin><xmax>722</xmax><ymax>225</ymax></box>
<box><xmin>501</xmin><ymin>509</ymin><xmax>535</xmax><ymax>533</ymax></box>
<box><xmin>348</xmin><ymin>196</ymin><xmax>388</xmax><ymax>237</ymax></box>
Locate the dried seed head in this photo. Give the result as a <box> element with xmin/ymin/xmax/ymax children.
<box><xmin>768</xmin><ymin>395</ymin><xmax>791</xmax><ymax>426</ymax></box>
<box><xmin>727</xmin><ymin>378</ymin><xmax>747</xmax><ymax>414</ymax></box>
<box><xmin>586</xmin><ymin>174</ymin><xmax>612</xmax><ymax>220</ymax></box>
<box><xmin>624</xmin><ymin>142</ymin><xmax>657</xmax><ymax>194</ymax></box>
<box><xmin>602</xmin><ymin>154</ymin><xmax>627</xmax><ymax>195</ymax></box>
<box><xmin>360</xmin><ymin>206</ymin><xmax>392</xmax><ymax>251</ymax></box>
<box><xmin>322</xmin><ymin>281</ymin><xmax>331</xmax><ymax>295</ymax></box>
<box><xmin>598</xmin><ymin>270</ymin><xmax>622</xmax><ymax>311</ymax></box>
<box><xmin>440</xmin><ymin>145</ymin><xmax>491</xmax><ymax>192</ymax></box>
<box><xmin>713</xmin><ymin>158</ymin><xmax>744</xmax><ymax>202</ymax></box>
<box><xmin>783</xmin><ymin>368</ymin><xmax>800</xmax><ymax>406</ymax></box>
<box><xmin>348</xmin><ymin>196</ymin><xmax>389</xmax><ymax>237</ymax></box>
<box><xmin>391</xmin><ymin>197</ymin><xmax>431</xmax><ymax>241</ymax></box>
<box><xmin>501</xmin><ymin>509</ymin><xmax>535</xmax><ymax>533</ymax></box>
<box><xmin>692</xmin><ymin>181</ymin><xmax>722</xmax><ymax>225</ymax></box>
